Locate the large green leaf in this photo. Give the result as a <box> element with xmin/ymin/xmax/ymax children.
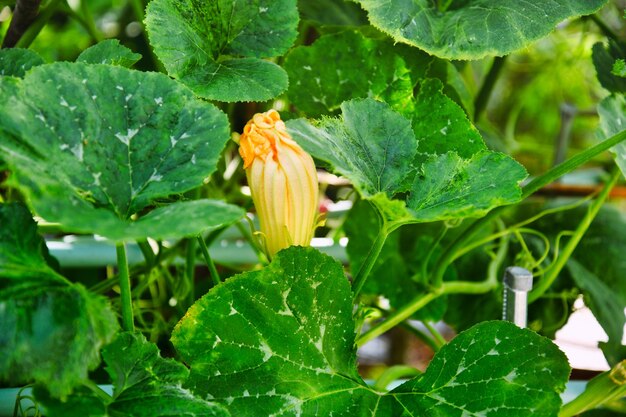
<box><xmin>0</xmin><ymin>48</ymin><xmax>44</xmax><ymax>77</ymax></box>
<box><xmin>598</xmin><ymin>94</ymin><xmax>626</xmax><ymax>179</ymax></box>
<box><xmin>172</xmin><ymin>246</ymin><xmax>570</xmax><ymax>416</ymax></box>
<box><xmin>76</xmin><ymin>39</ymin><xmax>142</xmax><ymax>67</ymax></box>
<box><xmin>355</xmin><ymin>0</ymin><xmax>608</xmax><ymax>60</ymax></box>
<box><xmin>287</xmin><ymin>98</ymin><xmax>418</xmax><ymax>197</ymax></box>
<box><xmin>0</xmin><ymin>203</ymin><xmax>118</xmax><ymax>399</ymax></box>
<box><xmin>284</xmin><ymin>30</ymin><xmax>421</xmax><ymax>117</ymax></box>
<box><xmin>287</xmin><ymin>94</ymin><xmax>527</xmax><ymax>223</ymax></box>
<box><xmin>35</xmin><ymin>332</ymin><xmax>229</xmax><ymax>417</ymax></box>
<box><xmin>0</xmin><ymin>62</ymin><xmax>244</xmax><ymax>240</ymax></box>
<box><xmin>145</xmin><ymin>0</ymin><xmax>298</xmax><ymax>102</ymax></box>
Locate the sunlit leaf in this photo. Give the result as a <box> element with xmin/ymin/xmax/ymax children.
<box><xmin>173</xmin><ymin>246</ymin><xmax>570</xmax><ymax>416</ymax></box>
<box><xmin>355</xmin><ymin>0</ymin><xmax>608</xmax><ymax>59</ymax></box>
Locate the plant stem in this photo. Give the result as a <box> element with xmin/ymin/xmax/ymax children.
<box><xmin>423</xmin><ymin>321</ymin><xmax>446</xmax><ymax>348</ymax></box>
<box><xmin>13</xmin><ymin>0</ymin><xmax>60</xmax><ymax>48</ymax></box>
<box><xmin>433</xmin><ymin>128</ymin><xmax>626</xmax><ymax>288</ymax></box>
<box><xmin>474</xmin><ymin>56</ymin><xmax>507</xmax><ymax>122</ymax></box>
<box><xmin>357</xmin><ymin>291</ymin><xmax>440</xmax><ymax>347</ymax></box>
<box><xmin>197</xmin><ymin>234</ymin><xmax>221</xmax><ymax>286</ymax></box>
<box><xmin>185</xmin><ymin>237</ymin><xmax>197</xmax><ymax>305</ymax></box>
<box><xmin>529</xmin><ymin>167</ymin><xmax>620</xmax><ymax>302</ymax></box>
<box><xmin>136</xmin><ymin>239</ymin><xmax>155</xmax><ymax>265</ymax></box>
<box><xmin>589</xmin><ymin>14</ymin><xmax>621</xmax><ymax>45</ymax></box>
<box><xmin>2</xmin><ymin>0</ymin><xmax>41</xmax><ymax>47</ymax></box>
<box><xmin>352</xmin><ymin>228</ymin><xmax>389</xmax><ymax>301</ymax></box>
<box><xmin>373</xmin><ymin>365</ymin><xmax>422</xmax><ymax>392</ymax></box>
<box><xmin>116</xmin><ymin>242</ymin><xmax>134</xmax><ymax>332</ymax></box>
<box><xmin>399</xmin><ymin>322</ymin><xmax>440</xmax><ymax>352</ymax></box>
<box><xmin>559</xmin><ymin>360</ymin><xmax>626</xmax><ymax>417</ymax></box>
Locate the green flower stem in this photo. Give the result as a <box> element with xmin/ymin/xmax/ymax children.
<box><xmin>474</xmin><ymin>56</ymin><xmax>507</xmax><ymax>122</ymax></box>
<box><xmin>136</xmin><ymin>239</ymin><xmax>156</xmax><ymax>265</ymax></box>
<box><xmin>529</xmin><ymin>167</ymin><xmax>620</xmax><ymax>303</ymax></box>
<box><xmin>357</xmin><ymin>291</ymin><xmax>439</xmax><ymax>347</ymax></box>
<box><xmin>351</xmin><ymin>228</ymin><xmax>390</xmax><ymax>301</ymax></box>
<box><xmin>423</xmin><ymin>321</ymin><xmax>446</xmax><ymax>348</ymax></box>
<box><xmin>559</xmin><ymin>361</ymin><xmax>626</xmax><ymax>417</ymax></box>
<box><xmin>432</xmin><ymin>128</ymin><xmax>626</xmax><ymax>290</ymax></box>
<box><xmin>116</xmin><ymin>242</ymin><xmax>134</xmax><ymax>332</ymax></box>
<box><xmin>197</xmin><ymin>234</ymin><xmax>221</xmax><ymax>286</ymax></box>
<box><xmin>373</xmin><ymin>365</ymin><xmax>422</xmax><ymax>392</ymax></box>
<box><xmin>185</xmin><ymin>237</ymin><xmax>197</xmax><ymax>305</ymax></box>
<box><xmin>59</xmin><ymin>0</ymin><xmax>102</xmax><ymax>43</ymax></box>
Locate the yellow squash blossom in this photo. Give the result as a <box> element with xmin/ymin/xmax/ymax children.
<box><xmin>239</xmin><ymin>109</ymin><xmax>319</xmax><ymax>258</ymax></box>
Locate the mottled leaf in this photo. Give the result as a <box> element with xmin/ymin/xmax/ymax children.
<box><xmin>356</xmin><ymin>0</ymin><xmax>608</xmax><ymax>59</ymax></box>
<box><xmin>172</xmin><ymin>247</ymin><xmax>570</xmax><ymax>416</ymax></box>
<box><xmin>0</xmin><ymin>48</ymin><xmax>44</xmax><ymax>78</ymax></box>
<box><xmin>77</xmin><ymin>39</ymin><xmax>142</xmax><ymax>67</ymax></box>
<box><xmin>0</xmin><ymin>62</ymin><xmax>244</xmax><ymax>240</ymax></box>
<box><xmin>35</xmin><ymin>332</ymin><xmax>229</xmax><ymax>417</ymax></box>
<box><xmin>145</xmin><ymin>0</ymin><xmax>297</xmax><ymax>102</ymax></box>
<box><xmin>284</xmin><ymin>30</ymin><xmax>421</xmax><ymax>117</ymax></box>
<box><xmin>408</xmin><ymin>151</ymin><xmax>527</xmax><ymax>222</ymax></box>
<box><xmin>287</xmin><ymin>98</ymin><xmax>417</xmax><ymax>197</ymax></box>
<box><xmin>0</xmin><ymin>203</ymin><xmax>118</xmax><ymax>399</ymax></box>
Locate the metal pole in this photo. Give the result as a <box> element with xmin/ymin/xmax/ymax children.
<box><xmin>502</xmin><ymin>267</ymin><xmax>533</xmax><ymax>328</ymax></box>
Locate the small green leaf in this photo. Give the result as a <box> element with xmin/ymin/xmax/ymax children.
<box><xmin>287</xmin><ymin>98</ymin><xmax>418</xmax><ymax>197</ymax></box>
<box><xmin>408</xmin><ymin>150</ymin><xmax>527</xmax><ymax>222</ymax></box>
<box><xmin>592</xmin><ymin>42</ymin><xmax>626</xmax><ymax>93</ymax></box>
<box><xmin>284</xmin><ymin>30</ymin><xmax>421</xmax><ymax>117</ymax></box>
<box><xmin>0</xmin><ymin>48</ymin><xmax>44</xmax><ymax>77</ymax></box>
<box><xmin>76</xmin><ymin>39</ymin><xmax>142</xmax><ymax>67</ymax></box>
<box><xmin>172</xmin><ymin>247</ymin><xmax>570</xmax><ymax>416</ymax></box>
<box><xmin>356</xmin><ymin>0</ymin><xmax>608</xmax><ymax>59</ymax></box>
<box><xmin>0</xmin><ymin>203</ymin><xmax>118</xmax><ymax>399</ymax></box>
<box><xmin>612</xmin><ymin>59</ymin><xmax>626</xmax><ymax>78</ymax></box>
<box><xmin>598</xmin><ymin>94</ymin><xmax>626</xmax><ymax>179</ymax></box>
<box><xmin>35</xmin><ymin>332</ymin><xmax>229</xmax><ymax>417</ymax></box>
<box><xmin>0</xmin><ymin>62</ymin><xmax>244</xmax><ymax>240</ymax></box>
<box><xmin>145</xmin><ymin>0</ymin><xmax>298</xmax><ymax>102</ymax></box>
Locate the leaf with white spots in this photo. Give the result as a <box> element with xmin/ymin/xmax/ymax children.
<box><xmin>77</xmin><ymin>39</ymin><xmax>142</xmax><ymax>67</ymax></box>
<box><xmin>284</xmin><ymin>30</ymin><xmax>426</xmax><ymax>118</ymax></box>
<box><xmin>0</xmin><ymin>62</ymin><xmax>244</xmax><ymax>240</ymax></box>
<box><xmin>172</xmin><ymin>247</ymin><xmax>570</xmax><ymax>416</ymax></box>
<box><xmin>355</xmin><ymin>0</ymin><xmax>608</xmax><ymax>60</ymax></box>
<box><xmin>0</xmin><ymin>48</ymin><xmax>44</xmax><ymax>77</ymax></box>
<box><xmin>287</xmin><ymin>94</ymin><xmax>527</xmax><ymax>223</ymax></box>
<box><xmin>35</xmin><ymin>332</ymin><xmax>229</xmax><ymax>417</ymax></box>
<box><xmin>145</xmin><ymin>0</ymin><xmax>298</xmax><ymax>102</ymax></box>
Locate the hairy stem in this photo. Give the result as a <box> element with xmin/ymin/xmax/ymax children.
<box><xmin>198</xmin><ymin>234</ymin><xmax>221</xmax><ymax>286</ymax></box>
<box><xmin>116</xmin><ymin>242</ymin><xmax>134</xmax><ymax>332</ymax></box>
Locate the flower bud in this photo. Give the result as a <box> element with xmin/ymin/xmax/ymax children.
<box><xmin>239</xmin><ymin>110</ymin><xmax>319</xmax><ymax>258</ymax></box>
